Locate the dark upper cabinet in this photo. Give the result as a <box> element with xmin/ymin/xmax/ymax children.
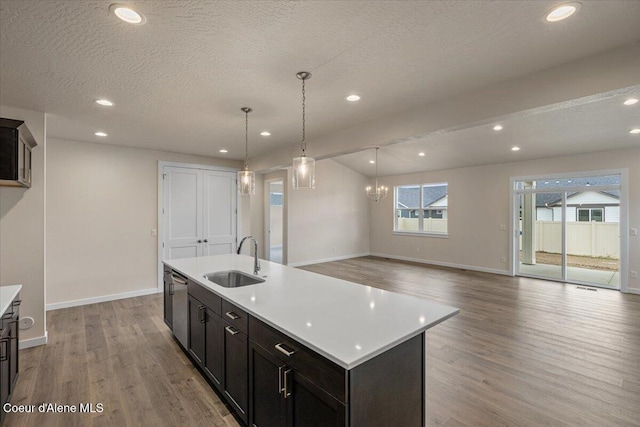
<box><xmin>0</xmin><ymin>118</ymin><xmax>37</xmax><ymax>188</ymax></box>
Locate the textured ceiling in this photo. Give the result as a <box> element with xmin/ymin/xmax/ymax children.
<box><xmin>332</xmin><ymin>93</ymin><xmax>640</xmax><ymax>177</ymax></box>
<box><xmin>1</xmin><ymin>0</ymin><xmax>640</xmax><ymax>162</ymax></box>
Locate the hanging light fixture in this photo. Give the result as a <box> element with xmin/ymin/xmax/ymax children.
<box><xmin>366</xmin><ymin>148</ymin><xmax>388</xmax><ymax>202</ymax></box>
<box><xmin>237</xmin><ymin>107</ymin><xmax>255</xmax><ymax>195</ymax></box>
<box><xmin>292</xmin><ymin>71</ymin><xmax>315</xmax><ymax>189</ymax></box>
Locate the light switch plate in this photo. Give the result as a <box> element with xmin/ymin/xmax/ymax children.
<box><xmin>630</xmin><ymin>228</ymin><xmax>638</xmax><ymax>236</ymax></box>
<box><xmin>151</xmin><ymin>229</ymin><xmax>157</xmax><ymax>236</ymax></box>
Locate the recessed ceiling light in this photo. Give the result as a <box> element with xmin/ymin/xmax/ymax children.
<box><xmin>624</xmin><ymin>98</ymin><xmax>638</xmax><ymax>106</ymax></box>
<box><xmin>630</xmin><ymin>128</ymin><xmax>640</xmax><ymax>134</ymax></box>
<box><xmin>511</xmin><ymin>146</ymin><xmax>520</xmax><ymax>151</ymax></box>
<box><xmin>369</xmin><ymin>160</ymin><xmax>375</xmax><ymax>164</ymax></box>
<box><xmin>109</xmin><ymin>4</ymin><xmax>146</xmax><ymax>24</ymax></box>
<box><xmin>418</xmin><ymin>152</ymin><xmax>425</xmax><ymax>157</ymax></box>
<box><xmin>95</xmin><ymin>99</ymin><xmax>114</xmax><ymax>107</ymax></box>
<box><xmin>94</xmin><ymin>131</ymin><xmax>108</xmax><ymax>137</ymax></box>
<box><xmin>219</xmin><ymin>149</ymin><xmax>228</xmax><ymax>153</ymax></box>
<box><xmin>545</xmin><ymin>3</ymin><xmax>580</xmax><ymax>22</ymax></box>
<box><xmin>493</xmin><ymin>125</ymin><xmax>503</xmax><ymax>131</ymax></box>
<box><xmin>346</xmin><ymin>95</ymin><xmax>361</xmax><ymax>102</ymax></box>
<box><xmin>260</xmin><ymin>131</ymin><xmax>271</xmax><ymax>136</ymax></box>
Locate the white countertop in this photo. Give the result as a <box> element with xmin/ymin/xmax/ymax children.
<box><xmin>165</xmin><ymin>255</ymin><xmax>459</xmax><ymax>369</ymax></box>
<box><xmin>0</xmin><ymin>284</ymin><xmax>22</xmax><ymax>316</ymax></box>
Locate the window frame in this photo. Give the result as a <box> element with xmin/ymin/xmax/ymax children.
<box><xmin>577</xmin><ymin>207</ymin><xmax>604</xmax><ymax>222</ymax></box>
<box><xmin>394</xmin><ymin>182</ymin><xmax>448</xmax><ymax>237</ymax></box>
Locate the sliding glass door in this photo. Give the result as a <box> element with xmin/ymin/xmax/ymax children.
<box><xmin>514</xmin><ymin>174</ymin><xmax>621</xmax><ymax>289</ymax></box>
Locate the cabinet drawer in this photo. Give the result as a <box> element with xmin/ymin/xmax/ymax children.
<box><xmin>221</xmin><ymin>300</ymin><xmax>248</xmax><ymax>334</ymax></box>
<box><xmin>249</xmin><ymin>316</ymin><xmax>347</xmax><ymax>403</ymax></box>
<box><xmin>188</xmin><ymin>280</ymin><xmax>221</xmax><ymax>315</ymax></box>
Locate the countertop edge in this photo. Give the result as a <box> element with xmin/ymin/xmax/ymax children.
<box><xmin>0</xmin><ymin>284</ymin><xmax>22</xmax><ymax>317</ymax></box>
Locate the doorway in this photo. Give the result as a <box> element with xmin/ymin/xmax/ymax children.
<box><xmin>265</xmin><ymin>180</ymin><xmax>284</xmax><ymax>264</ymax></box>
<box><xmin>513</xmin><ymin>172</ymin><xmax>624</xmax><ymax>289</ymax></box>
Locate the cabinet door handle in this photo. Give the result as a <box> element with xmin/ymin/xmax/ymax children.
<box><xmin>283</xmin><ymin>369</ymin><xmax>292</xmax><ymax>398</ymax></box>
<box><xmin>203</xmin><ymin>239</ymin><xmax>208</xmax><ymax>243</ymax></box>
<box><xmin>225</xmin><ymin>326</ymin><xmax>240</xmax><ymax>336</ymax></box>
<box><xmin>12</xmin><ymin>300</ymin><xmax>21</xmax><ymax>307</ymax></box>
<box><xmin>278</xmin><ymin>366</ymin><xmax>285</xmax><ymax>395</ymax></box>
<box><xmin>198</xmin><ymin>305</ymin><xmax>206</xmax><ymax>323</ymax></box>
<box><xmin>0</xmin><ymin>338</ymin><xmax>7</xmax><ymax>362</ymax></box>
<box><xmin>169</xmin><ymin>282</ymin><xmax>174</xmax><ymax>295</ymax></box>
<box><xmin>225</xmin><ymin>311</ymin><xmax>240</xmax><ymax>320</ymax></box>
<box><xmin>197</xmin><ymin>239</ymin><xmax>203</xmax><ymax>243</ymax></box>
<box><xmin>275</xmin><ymin>343</ymin><xmax>296</xmax><ymax>357</ymax></box>
<box><xmin>171</xmin><ymin>274</ymin><xmax>187</xmax><ymax>285</ymax></box>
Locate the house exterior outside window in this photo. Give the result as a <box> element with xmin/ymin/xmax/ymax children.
<box><xmin>394</xmin><ymin>183</ymin><xmax>448</xmax><ymax>235</ymax></box>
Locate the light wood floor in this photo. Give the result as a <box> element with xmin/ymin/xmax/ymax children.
<box><xmin>6</xmin><ymin>256</ymin><xmax>640</xmax><ymax>426</ymax></box>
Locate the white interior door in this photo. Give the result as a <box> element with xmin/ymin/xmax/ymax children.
<box><xmin>163</xmin><ymin>166</ymin><xmax>202</xmax><ymax>260</ymax></box>
<box><xmin>162</xmin><ymin>165</ymin><xmax>237</xmax><ymax>262</ymax></box>
<box><xmin>202</xmin><ymin>170</ymin><xmax>237</xmax><ymax>255</ymax></box>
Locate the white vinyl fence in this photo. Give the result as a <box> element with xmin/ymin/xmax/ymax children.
<box><xmin>520</xmin><ymin>221</ymin><xmax>619</xmax><ymax>258</ymax></box>
<box><xmin>397</xmin><ymin>218</ymin><xmax>447</xmax><ymax>233</ymax></box>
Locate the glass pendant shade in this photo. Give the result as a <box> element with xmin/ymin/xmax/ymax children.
<box><xmin>237</xmin><ymin>168</ymin><xmax>255</xmax><ymax>195</ymax></box>
<box><xmin>292</xmin><ymin>71</ymin><xmax>315</xmax><ymax>190</ymax></box>
<box><xmin>238</xmin><ymin>107</ymin><xmax>255</xmax><ymax>195</ymax></box>
<box><xmin>292</xmin><ymin>155</ymin><xmax>315</xmax><ymax>189</ymax></box>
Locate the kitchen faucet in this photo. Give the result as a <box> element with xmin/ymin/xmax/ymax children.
<box><xmin>237</xmin><ymin>236</ymin><xmax>261</xmax><ymax>275</ymax></box>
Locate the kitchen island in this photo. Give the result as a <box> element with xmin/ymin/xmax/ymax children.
<box><xmin>164</xmin><ymin>254</ymin><xmax>458</xmax><ymax>427</ymax></box>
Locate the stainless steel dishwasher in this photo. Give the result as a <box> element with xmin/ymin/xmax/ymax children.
<box><xmin>170</xmin><ymin>271</ymin><xmax>188</xmax><ymax>349</ymax></box>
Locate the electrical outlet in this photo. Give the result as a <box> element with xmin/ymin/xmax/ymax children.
<box><xmin>500</xmin><ymin>257</ymin><xmax>506</xmax><ymax>264</ymax></box>
<box><xmin>499</xmin><ymin>224</ymin><xmax>506</xmax><ymax>231</ymax></box>
<box><xmin>151</xmin><ymin>229</ymin><xmax>157</xmax><ymax>236</ymax></box>
<box><xmin>631</xmin><ymin>271</ymin><xmax>638</xmax><ymax>279</ymax></box>
<box><xmin>631</xmin><ymin>228</ymin><xmax>638</xmax><ymax>236</ymax></box>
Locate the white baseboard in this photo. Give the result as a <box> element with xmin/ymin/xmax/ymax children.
<box><xmin>288</xmin><ymin>253</ymin><xmax>371</xmax><ymax>268</ymax></box>
<box><xmin>370</xmin><ymin>253</ymin><xmax>511</xmax><ymax>276</ymax></box>
<box><xmin>19</xmin><ymin>331</ymin><xmax>48</xmax><ymax>349</ymax></box>
<box><xmin>46</xmin><ymin>287</ymin><xmax>160</xmax><ymax>311</ymax></box>
<box><xmin>627</xmin><ymin>288</ymin><xmax>640</xmax><ymax>295</ymax></box>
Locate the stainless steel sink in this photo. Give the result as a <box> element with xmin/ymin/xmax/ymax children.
<box><xmin>204</xmin><ymin>270</ymin><xmax>265</xmax><ymax>288</ymax></box>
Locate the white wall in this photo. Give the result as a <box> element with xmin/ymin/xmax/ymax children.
<box><xmin>0</xmin><ymin>105</ymin><xmax>47</xmax><ymax>346</ymax></box>
<box><xmin>287</xmin><ymin>159</ymin><xmax>370</xmax><ymax>266</ymax></box>
<box><xmin>369</xmin><ymin>147</ymin><xmax>640</xmax><ymax>292</ymax></box>
<box><xmin>46</xmin><ymin>138</ymin><xmax>242</xmax><ymax>307</ymax></box>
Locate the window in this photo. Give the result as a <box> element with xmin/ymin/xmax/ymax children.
<box><xmin>395</xmin><ymin>183</ymin><xmax>448</xmax><ymax>234</ymax></box>
<box><xmin>577</xmin><ymin>208</ymin><xmax>603</xmax><ymax>222</ymax></box>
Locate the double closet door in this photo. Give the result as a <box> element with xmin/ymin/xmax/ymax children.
<box><xmin>163</xmin><ymin>165</ymin><xmax>237</xmax><ymax>260</ymax></box>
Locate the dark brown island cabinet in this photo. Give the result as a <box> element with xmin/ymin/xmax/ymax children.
<box><xmin>164</xmin><ymin>267</ymin><xmax>434</xmax><ymax>427</ymax></box>
<box><xmin>0</xmin><ymin>293</ymin><xmax>20</xmax><ymax>426</ymax></box>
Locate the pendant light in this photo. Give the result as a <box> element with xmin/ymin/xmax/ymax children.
<box><xmin>292</xmin><ymin>71</ymin><xmax>315</xmax><ymax>189</ymax></box>
<box><xmin>366</xmin><ymin>148</ymin><xmax>388</xmax><ymax>202</ymax></box>
<box><xmin>237</xmin><ymin>107</ymin><xmax>255</xmax><ymax>195</ymax></box>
